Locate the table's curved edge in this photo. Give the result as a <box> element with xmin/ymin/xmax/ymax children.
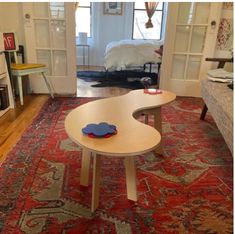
<box><xmin>132</xmin><ymin>91</ymin><xmax>176</xmax><ymax>115</ymax></box>
<box><xmin>65</xmin><ymin>130</ymin><xmax>161</xmax><ymax>157</ymax></box>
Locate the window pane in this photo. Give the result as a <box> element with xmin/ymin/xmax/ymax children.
<box><xmin>76</xmin><ymin>8</ymin><xmax>91</xmax><ymax>37</ymax></box>
<box><xmin>34</xmin><ymin>20</ymin><xmax>50</xmax><ymax>48</ymax></box>
<box><xmin>133</xmin><ymin>10</ymin><xmax>162</xmax><ymax>40</ymax></box>
<box><xmin>186</xmin><ymin>55</ymin><xmax>201</xmax><ymax>80</ymax></box>
<box><xmin>51</xmin><ymin>20</ymin><xmax>66</xmax><ymax>48</ymax></box>
<box><xmin>171</xmin><ymin>55</ymin><xmax>186</xmax><ymax>79</ymax></box>
<box><xmin>134</xmin><ymin>2</ymin><xmax>163</xmax><ymax>10</ymax></box>
<box><xmin>53</xmin><ymin>50</ymin><xmax>67</xmax><ymax>76</ymax></box>
<box><xmin>134</xmin><ymin>2</ymin><xmax>145</xmax><ymax>9</ymax></box>
<box><xmin>174</xmin><ymin>26</ymin><xmax>190</xmax><ymax>52</ymax></box>
<box><xmin>78</xmin><ymin>2</ymin><xmax>91</xmax><ymax>7</ymax></box>
<box><xmin>36</xmin><ymin>50</ymin><xmax>52</xmax><ymax>75</ymax></box>
<box><xmin>177</xmin><ymin>3</ymin><xmax>194</xmax><ymax>24</ymax></box>
<box><xmin>49</xmin><ymin>2</ymin><xmax>65</xmax><ymax>19</ymax></box>
<box><xmin>157</xmin><ymin>3</ymin><xmax>163</xmax><ymax>10</ymax></box>
<box><xmin>190</xmin><ymin>26</ymin><xmax>207</xmax><ymax>53</ymax></box>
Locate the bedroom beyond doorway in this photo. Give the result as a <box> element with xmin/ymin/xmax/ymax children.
<box><xmin>76</xmin><ymin>65</ymin><xmax>131</xmax><ymax>97</ymax></box>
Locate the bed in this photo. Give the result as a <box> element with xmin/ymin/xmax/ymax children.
<box><xmin>103</xmin><ymin>40</ymin><xmax>163</xmax><ymax>87</ymax></box>
<box><xmin>104</xmin><ymin>39</ymin><xmax>162</xmax><ymax>71</ymax></box>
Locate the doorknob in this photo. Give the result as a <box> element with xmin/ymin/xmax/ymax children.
<box><xmin>211</xmin><ymin>20</ymin><xmax>216</xmax><ymax>29</ymax></box>
<box><xmin>25</xmin><ymin>13</ymin><xmax>31</xmax><ymax>19</ymax></box>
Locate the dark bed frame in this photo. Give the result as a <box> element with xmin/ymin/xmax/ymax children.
<box><xmin>104</xmin><ymin>62</ymin><xmax>162</xmax><ymax>88</ymax></box>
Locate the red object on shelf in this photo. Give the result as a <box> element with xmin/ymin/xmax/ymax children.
<box><xmin>3</xmin><ymin>32</ymin><xmax>17</xmax><ymax>51</ymax></box>
<box><xmin>144</xmin><ymin>89</ymin><xmax>162</xmax><ymax>95</ymax></box>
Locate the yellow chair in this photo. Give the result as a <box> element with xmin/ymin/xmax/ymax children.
<box><xmin>3</xmin><ymin>32</ymin><xmax>54</xmax><ymax>105</ymax></box>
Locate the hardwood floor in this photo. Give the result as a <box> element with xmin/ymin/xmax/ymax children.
<box><xmin>0</xmin><ymin>67</ymin><xmax>131</xmax><ymax>163</ymax></box>
<box><xmin>77</xmin><ymin>78</ymin><xmax>131</xmax><ymax>97</ymax></box>
<box><xmin>77</xmin><ymin>65</ymin><xmax>131</xmax><ymax>97</ymax></box>
<box><xmin>0</xmin><ymin>95</ymin><xmax>49</xmax><ymax>163</ymax></box>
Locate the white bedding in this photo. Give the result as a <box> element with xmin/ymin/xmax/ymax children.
<box><xmin>104</xmin><ymin>40</ymin><xmax>163</xmax><ymax>71</ymax></box>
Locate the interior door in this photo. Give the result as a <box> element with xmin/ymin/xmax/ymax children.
<box><xmin>22</xmin><ymin>2</ymin><xmax>76</xmax><ymax>95</ymax></box>
<box><xmin>160</xmin><ymin>2</ymin><xmax>222</xmax><ymax>97</ymax></box>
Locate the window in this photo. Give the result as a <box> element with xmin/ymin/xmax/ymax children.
<box><xmin>75</xmin><ymin>2</ymin><xmax>92</xmax><ymax>37</ymax></box>
<box><xmin>133</xmin><ymin>2</ymin><xmax>164</xmax><ymax>40</ymax></box>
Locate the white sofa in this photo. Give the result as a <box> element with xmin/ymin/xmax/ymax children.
<box><xmin>201</xmin><ymin>79</ymin><xmax>233</xmax><ymax>153</ymax></box>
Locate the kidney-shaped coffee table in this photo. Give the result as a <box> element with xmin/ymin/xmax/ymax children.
<box><xmin>65</xmin><ymin>89</ymin><xmax>176</xmax><ymax>211</ymax></box>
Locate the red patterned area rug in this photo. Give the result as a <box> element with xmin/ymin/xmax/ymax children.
<box><xmin>0</xmin><ymin>97</ymin><xmax>233</xmax><ymax>233</ymax></box>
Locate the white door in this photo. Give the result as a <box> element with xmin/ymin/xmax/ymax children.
<box><xmin>22</xmin><ymin>2</ymin><xmax>76</xmax><ymax>95</ymax></box>
<box><xmin>161</xmin><ymin>2</ymin><xmax>222</xmax><ymax>97</ymax></box>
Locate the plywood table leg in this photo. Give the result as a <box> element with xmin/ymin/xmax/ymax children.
<box><xmin>124</xmin><ymin>156</ymin><xmax>137</xmax><ymax>201</ymax></box>
<box><xmin>80</xmin><ymin>148</ymin><xmax>91</xmax><ymax>186</ymax></box>
<box><xmin>154</xmin><ymin>107</ymin><xmax>163</xmax><ymax>154</ymax></box>
<box><xmin>91</xmin><ymin>154</ymin><xmax>101</xmax><ymax>212</ymax></box>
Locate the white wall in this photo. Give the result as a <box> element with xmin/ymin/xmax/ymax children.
<box><xmin>0</xmin><ymin>3</ymin><xmax>25</xmax><ymax>47</ymax></box>
<box><xmin>76</xmin><ymin>2</ymin><xmax>133</xmax><ymax>67</ymax></box>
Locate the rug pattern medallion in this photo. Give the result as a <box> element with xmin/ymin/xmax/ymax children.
<box><xmin>0</xmin><ymin>97</ymin><xmax>233</xmax><ymax>233</ymax></box>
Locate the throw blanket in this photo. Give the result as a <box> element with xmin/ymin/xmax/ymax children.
<box><xmin>104</xmin><ymin>40</ymin><xmax>163</xmax><ymax>71</ymax></box>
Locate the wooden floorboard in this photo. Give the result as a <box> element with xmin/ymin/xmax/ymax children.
<box><xmin>0</xmin><ymin>95</ymin><xmax>49</xmax><ymax>163</ymax></box>
<box><xmin>76</xmin><ymin>65</ymin><xmax>131</xmax><ymax>97</ymax></box>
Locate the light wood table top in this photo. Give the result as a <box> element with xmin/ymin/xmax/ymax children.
<box><xmin>65</xmin><ymin>89</ymin><xmax>176</xmax><ymax>156</ymax></box>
